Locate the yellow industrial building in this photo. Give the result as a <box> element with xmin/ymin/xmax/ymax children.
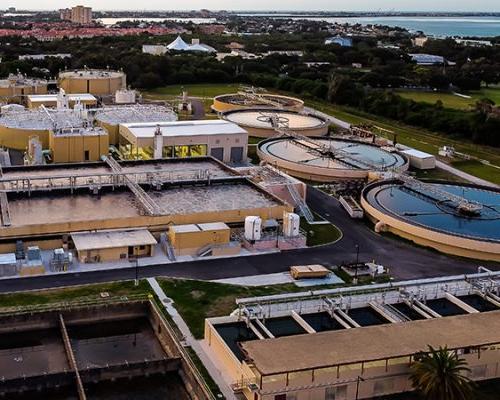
<box><xmin>49</xmin><ymin>126</ymin><xmax>109</xmax><ymax>163</ymax></box>
<box><xmin>0</xmin><ymin>158</ymin><xmax>291</xmax><ymax>252</ymax></box>
<box><xmin>168</xmin><ymin>222</ymin><xmax>238</xmax><ymax>257</ymax></box>
<box><xmin>95</xmin><ymin>105</ymin><xmax>178</xmax><ymax>145</ymax></box>
<box><xmin>58</xmin><ymin>69</ymin><xmax>126</xmax><ymax>96</ymax></box>
<box><xmin>0</xmin><ymin>73</ymin><xmax>48</xmax><ymax>101</ymax></box>
<box><xmin>205</xmin><ymin>272</ymin><xmax>500</xmax><ymax>400</ymax></box>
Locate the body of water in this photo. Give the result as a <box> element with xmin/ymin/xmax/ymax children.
<box><xmin>97</xmin><ymin>15</ymin><xmax>500</xmax><ymax>37</ymax></box>
<box><xmin>240</xmin><ymin>14</ymin><xmax>500</xmax><ymax>37</ymax></box>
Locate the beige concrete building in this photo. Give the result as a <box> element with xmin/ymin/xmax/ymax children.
<box><xmin>168</xmin><ymin>222</ymin><xmax>236</xmax><ymax>256</ymax></box>
<box><xmin>71</xmin><ymin>229</ymin><xmax>156</xmax><ymax>263</ymax></box>
<box><xmin>118</xmin><ymin>120</ymin><xmax>248</xmax><ymax>164</ymax></box>
<box><xmin>0</xmin><ymin>73</ymin><xmax>48</xmax><ymax>101</ymax></box>
<box><xmin>49</xmin><ymin>127</ymin><xmax>109</xmax><ymax>163</ymax></box>
<box><xmin>58</xmin><ymin>69</ymin><xmax>125</xmax><ymax>96</ymax></box>
<box><xmin>66</xmin><ymin>5</ymin><xmax>92</xmax><ymax>24</ymax></box>
<box><xmin>205</xmin><ymin>272</ymin><xmax>500</xmax><ymax>400</ymax></box>
<box><xmin>27</xmin><ymin>93</ymin><xmax>97</xmax><ymax>109</ymax></box>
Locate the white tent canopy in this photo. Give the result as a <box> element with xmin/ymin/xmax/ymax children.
<box><xmin>166</xmin><ymin>36</ymin><xmax>216</xmax><ymax>53</ymax></box>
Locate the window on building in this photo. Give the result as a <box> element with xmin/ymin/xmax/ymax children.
<box><xmin>162</xmin><ymin>146</ymin><xmax>173</xmax><ymax>158</ymax></box>
<box><xmin>274</xmin><ymin>395</ymin><xmax>286</xmax><ymax>400</ymax></box>
<box><xmin>325</xmin><ymin>385</ymin><xmax>347</xmax><ymax>400</ymax></box>
<box><xmin>374</xmin><ymin>378</ymin><xmax>395</xmax><ymax>395</ymax></box>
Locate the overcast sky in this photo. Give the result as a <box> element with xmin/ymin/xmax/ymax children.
<box><xmin>8</xmin><ymin>0</ymin><xmax>500</xmax><ymax>11</ymax></box>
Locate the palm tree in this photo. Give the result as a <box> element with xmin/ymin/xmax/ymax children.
<box><xmin>410</xmin><ymin>345</ymin><xmax>475</xmax><ymax>400</ymax></box>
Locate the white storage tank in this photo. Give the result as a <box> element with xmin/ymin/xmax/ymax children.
<box><xmin>244</xmin><ymin>216</ymin><xmax>262</xmax><ymax>241</ymax></box>
<box><xmin>283</xmin><ymin>212</ymin><xmax>300</xmax><ymax>237</ymax></box>
<box><xmin>115</xmin><ymin>89</ymin><xmax>136</xmax><ymax>104</ymax></box>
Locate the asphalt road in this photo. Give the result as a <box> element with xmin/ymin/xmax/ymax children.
<box><xmin>0</xmin><ymin>187</ymin><xmax>496</xmax><ymax>294</ymax></box>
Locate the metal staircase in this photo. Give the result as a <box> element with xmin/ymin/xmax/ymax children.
<box><xmin>287</xmin><ymin>184</ymin><xmax>315</xmax><ymax>223</ymax></box>
<box><xmin>102</xmin><ymin>156</ymin><xmax>164</xmax><ymax>216</ymax></box>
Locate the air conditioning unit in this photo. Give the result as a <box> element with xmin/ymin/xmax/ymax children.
<box><xmin>244</xmin><ymin>216</ymin><xmax>262</xmax><ymax>241</ymax></box>
<box><xmin>283</xmin><ymin>212</ymin><xmax>300</xmax><ymax>237</ymax></box>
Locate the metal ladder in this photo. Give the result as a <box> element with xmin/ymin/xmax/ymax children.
<box><xmin>102</xmin><ymin>156</ymin><xmax>164</xmax><ymax>216</ymax></box>
<box><xmin>287</xmin><ymin>184</ymin><xmax>315</xmax><ymax>223</ymax></box>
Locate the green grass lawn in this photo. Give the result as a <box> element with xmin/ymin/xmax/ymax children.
<box><xmin>396</xmin><ymin>90</ymin><xmax>475</xmax><ymax>109</ymax></box>
<box><xmin>300</xmin><ymin>217</ymin><xmax>343</xmax><ymax>246</ymax></box>
<box><xmin>304</xmin><ymin>99</ymin><xmax>500</xmax><ymax>184</ymax></box>
<box><xmin>451</xmin><ymin>159</ymin><xmax>500</xmax><ymax>184</ymax></box>
<box><xmin>395</xmin><ymin>87</ymin><xmax>500</xmax><ymax>110</ymax></box>
<box><xmin>0</xmin><ymin>280</ymin><xmax>150</xmax><ymax>309</ymax></box>
<box><xmin>470</xmin><ymin>87</ymin><xmax>500</xmax><ymax>105</ymax></box>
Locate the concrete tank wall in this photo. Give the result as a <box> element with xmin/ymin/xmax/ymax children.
<box><xmin>0</xmin><ymin>125</ymin><xmax>50</xmax><ymax>150</ymax></box>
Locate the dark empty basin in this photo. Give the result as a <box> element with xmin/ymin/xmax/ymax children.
<box><xmin>391</xmin><ymin>303</ymin><xmax>426</xmax><ymax>321</ymax></box>
<box><xmin>425</xmin><ymin>298</ymin><xmax>467</xmax><ymax>316</ymax></box>
<box><xmin>263</xmin><ymin>316</ymin><xmax>306</xmax><ymax>337</ymax></box>
<box><xmin>301</xmin><ymin>312</ymin><xmax>346</xmax><ymax>332</ymax></box>
<box><xmin>347</xmin><ymin>307</ymin><xmax>390</xmax><ymax>326</ymax></box>
<box><xmin>457</xmin><ymin>294</ymin><xmax>499</xmax><ymax>312</ymax></box>
<box><xmin>214</xmin><ymin>322</ymin><xmax>257</xmax><ymax>362</ymax></box>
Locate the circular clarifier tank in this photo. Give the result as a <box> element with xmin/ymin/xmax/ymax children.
<box><xmin>212</xmin><ymin>93</ymin><xmax>304</xmax><ymax>113</ymax></box>
<box><xmin>362</xmin><ymin>179</ymin><xmax>500</xmax><ymax>261</ymax></box>
<box><xmin>257</xmin><ymin>137</ymin><xmax>408</xmax><ymax>181</ymax></box>
<box><xmin>222</xmin><ymin>109</ymin><xmax>329</xmax><ymax>138</ymax></box>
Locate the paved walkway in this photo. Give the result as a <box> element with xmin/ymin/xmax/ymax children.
<box><xmin>146</xmin><ymin>278</ymin><xmax>237</xmax><ymax>400</ymax></box>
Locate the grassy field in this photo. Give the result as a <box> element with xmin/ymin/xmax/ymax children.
<box><xmin>306</xmin><ymin>99</ymin><xmax>500</xmax><ymax>184</ymax></box>
<box><xmin>395</xmin><ymin>87</ymin><xmax>500</xmax><ymax>110</ymax></box>
<box><xmin>472</xmin><ymin>87</ymin><xmax>500</xmax><ymax>104</ymax></box>
<box><xmin>395</xmin><ymin>90</ymin><xmax>476</xmax><ymax>109</ymax></box>
<box><xmin>0</xmin><ymin>280</ymin><xmax>150</xmax><ymax>309</ymax></box>
<box><xmin>301</xmin><ymin>217</ymin><xmax>342</xmax><ymax>246</ymax></box>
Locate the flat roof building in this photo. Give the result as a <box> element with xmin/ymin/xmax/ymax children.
<box><xmin>71</xmin><ymin>228</ymin><xmax>157</xmax><ymax>262</ymax></box>
<box><xmin>0</xmin><ymin>158</ymin><xmax>291</xmax><ymax>251</ymax></box>
<box><xmin>205</xmin><ymin>271</ymin><xmax>500</xmax><ymax>400</ymax></box>
<box><xmin>27</xmin><ymin>93</ymin><xmax>97</xmax><ymax>109</ymax></box>
<box><xmin>58</xmin><ymin>69</ymin><xmax>126</xmax><ymax>96</ymax></box>
<box><xmin>118</xmin><ymin>120</ymin><xmax>248</xmax><ymax>164</ymax></box>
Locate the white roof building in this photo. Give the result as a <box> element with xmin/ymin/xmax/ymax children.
<box><xmin>118</xmin><ymin>120</ymin><xmax>248</xmax><ymax>164</ymax></box>
<box><xmin>166</xmin><ymin>36</ymin><xmax>216</xmax><ymax>53</ymax></box>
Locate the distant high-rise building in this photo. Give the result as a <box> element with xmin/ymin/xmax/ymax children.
<box><xmin>59</xmin><ymin>8</ymin><xmax>72</xmax><ymax>21</ymax></box>
<box><xmin>60</xmin><ymin>5</ymin><xmax>92</xmax><ymax>24</ymax></box>
<box><xmin>71</xmin><ymin>5</ymin><xmax>92</xmax><ymax>24</ymax></box>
